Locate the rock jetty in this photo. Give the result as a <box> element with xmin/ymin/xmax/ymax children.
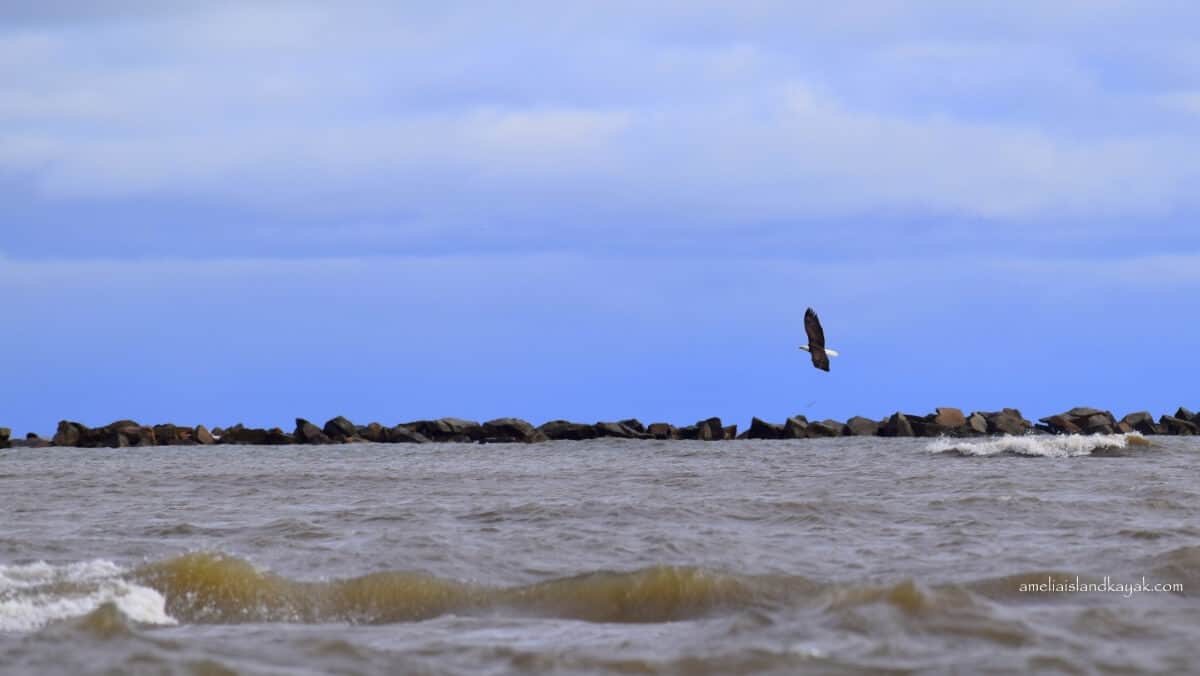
<box><xmin>0</xmin><ymin>406</ymin><xmax>1195</xmax><ymax>448</ymax></box>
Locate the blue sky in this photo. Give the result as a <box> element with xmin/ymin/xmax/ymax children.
<box><xmin>2</xmin><ymin>2</ymin><xmax>1198</xmax><ymax>434</ymax></box>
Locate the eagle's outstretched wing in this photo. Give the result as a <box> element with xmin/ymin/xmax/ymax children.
<box><xmin>804</xmin><ymin>307</ymin><xmax>830</xmax><ymax>371</ymax></box>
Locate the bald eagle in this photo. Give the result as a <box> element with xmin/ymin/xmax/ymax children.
<box><xmin>799</xmin><ymin>307</ymin><xmax>839</xmax><ymax>371</ymax></box>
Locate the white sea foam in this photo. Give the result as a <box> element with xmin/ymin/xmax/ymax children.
<box><xmin>925</xmin><ymin>433</ymin><xmax>1145</xmax><ymax>458</ymax></box>
<box><xmin>0</xmin><ymin>559</ymin><xmax>176</xmax><ymax>632</ymax></box>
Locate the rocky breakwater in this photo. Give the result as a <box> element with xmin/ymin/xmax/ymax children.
<box><xmin>6</xmin><ymin>406</ymin><xmax>1195</xmax><ymax>449</ymax></box>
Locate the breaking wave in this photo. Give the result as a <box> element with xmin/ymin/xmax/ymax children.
<box><xmin>0</xmin><ymin>560</ymin><xmax>175</xmax><ymax>632</ymax></box>
<box><xmin>925</xmin><ymin>433</ymin><xmax>1151</xmax><ymax>457</ymax></box>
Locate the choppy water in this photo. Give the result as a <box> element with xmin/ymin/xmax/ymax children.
<box><xmin>2</xmin><ymin>435</ymin><xmax>1198</xmax><ymax>674</ymax></box>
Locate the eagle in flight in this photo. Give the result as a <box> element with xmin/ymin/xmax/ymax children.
<box><xmin>799</xmin><ymin>307</ymin><xmax>839</xmax><ymax>372</ymax></box>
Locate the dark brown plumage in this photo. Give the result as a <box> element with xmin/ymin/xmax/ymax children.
<box><xmin>804</xmin><ymin>307</ymin><xmax>830</xmax><ymax>372</ymax></box>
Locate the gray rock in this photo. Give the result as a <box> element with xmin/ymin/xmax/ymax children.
<box><xmin>403</xmin><ymin>418</ymin><xmax>482</xmax><ymax>442</ymax></box>
<box><xmin>880</xmin><ymin>412</ymin><xmax>913</xmax><ymax>437</ymax></box>
<box><xmin>594</xmin><ymin>421</ymin><xmax>642</xmax><ymax>439</ymax></box>
<box><xmin>386</xmin><ymin>425</ymin><xmax>430</xmax><ymax>443</ymax></box>
<box><xmin>538</xmin><ymin>420</ymin><xmax>598</xmax><ymax>440</ymax></box>
<box><xmin>1120</xmin><ymin>411</ymin><xmax>1158</xmax><ymax>435</ymax></box>
<box><xmin>845</xmin><ymin>416</ymin><xmax>879</xmax><ymax>436</ymax></box>
<box><xmin>782</xmin><ymin>416</ymin><xmax>809</xmax><ymax>439</ymax></box>
<box><xmin>294</xmin><ymin>418</ymin><xmax>331</xmax><ymax>444</ymax></box>
<box><xmin>1176</xmin><ymin>407</ymin><xmax>1197</xmax><ymax>423</ymax></box>
<box><xmin>966</xmin><ymin>413</ymin><xmax>988</xmax><ymax>435</ymax></box>
<box><xmin>323</xmin><ymin>416</ymin><xmax>358</xmax><ymax>441</ymax></box>
<box><xmin>745</xmin><ymin>417</ymin><xmax>784</xmax><ymax>439</ymax></box>
<box><xmin>1160</xmin><ymin>415</ymin><xmax>1198</xmax><ymax>435</ymax></box>
<box><xmin>808</xmin><ymin>420</ymin><xmax>845</xmax><ymax>437</ymax></box>
<box><xmin>619</xmin><ymin>419</ymin><xmax>646</xmax><ymax>434</ymax></box>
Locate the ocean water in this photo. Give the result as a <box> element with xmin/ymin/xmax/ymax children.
<box><xmin>1</xmin><ymin>435</ymin><xmax>1197</xmax><ymax>674</ymax></box>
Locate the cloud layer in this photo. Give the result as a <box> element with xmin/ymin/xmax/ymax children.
<box><xmin>4</xmin><ymin>2</ymin><xmax>1200</xmax><ymax>258</ymax></box>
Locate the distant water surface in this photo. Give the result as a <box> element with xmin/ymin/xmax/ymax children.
<box><xmin>1</xmin><ymin>436</ymin><xmax>1198</xmax><ymax>674</ymax></box>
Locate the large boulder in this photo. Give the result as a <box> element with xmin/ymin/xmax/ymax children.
<box><xmin>1176</xmin><ymin>407</ymin><xmax>1197</xmax><ymax>423</ymax></box>
<box><xmin>0</xmin><ymin>427</ymin><xmax>10</xmax><ymax>449</ymax></box>
<box><xmin>744</xmin><ymin>417</ymin><xmax>784</xmax><ymax>440</ymax></box>
<box><xmin>675</xmin><ymin>424</ymin><xmax>700</xmax><ymax>440</ymax></box>
<box><xmin>782</xmin><ymin>416</ymin><xmax>809</xmax><ymax>439</ymax></box>
<box><xmin>386</xmin><ymin>425</ymin><xmax>430</xmax><ymax>443</ymax></box>
<box><xmin>619</xmin><ymin>419</ymin><xmax>646</xmax><ymax>434</ymax></box>
<box><xmin>1039</xmin><ymin>408</ymin><xmax>1115</xmax><ymax>435</ymax></box>
<box><xmin>1160</xmin><ymin>415</ymin><xmax>1198</xmax><ymax>435</ymax></box>
<box><xmin>218</xmin><ymin>425</ymin><xmax>272</xmax><ymax>445</ymax></box>
<box><xmin>538</xmin><ymin>420</ymin><xmax>598</xmax><ymax>440</ymax></box>
<box><xmin>262</xmin><ymin>428</ymin><xmax>294</xmax><ymax>445</ymax></box>
<box><xmin>402</xmin><ymin>418</ymin><xmax>481</xmax><ymax>442</ymax></box>
<box><xmin>593</xmin><ymin>421</ymin><xmax>643</xmax><ymax>439</ymax></box>
<box><xmin>116</xmin><ymin>424</ymin><xmax>157</xmax><ymax>447</ymax></box>
<box><xmin>646</xmin><ymin>422</ymin><xmax>676</xmax><ymax>440</ymax></box>
<box><xmin>195</xmin><ymin>425</ymin><xmax>215</xmax><ymax>445</ymax></box>
<box><xmin>984</xmin><ymin>409</ymin><xmax>1031</xmax><ymax>436</ymax></box>
<box><xmin>933</xmin><ymin>407</ymin><xmax>966</xmax><ymax>429</ymax></box>
<box><xmin>1038</xmin><ymin>414</ymin><xmax>1082</xmax><ymax>435</ymax></box>
<box><xmin>966</xmin><ymin>412</ymin><xmax>988</xmax><ymax>435</ymax></box>
<box><xmin>357</xmin><ymin>423</ymin><xmax>388</xmax><ymax>443</ymax></box>
<box><xmin>880</xmin><ymin>412</ymin><xmax>914</xmax><ymax>437</ymax></box>
<box><xmin>294</xmin><ymin>418</ymin><xmax>332</xmax><ymax>444</ymax></box>
<box><xmin>845</xmin><ymin>416</ymin><xmax>879</xmax><ymax>436</ymax></box>
<box><xmin>480</xmin><ymin>418</ymin><xmax>546</xmax><ymax>443</ymax></box>
<box><xmin>808</xmin><ymin>420</ymin><xmax>845</xmax><ymax>437</ymax></box>
<box><xmin>53</xmin><ymin>420</ymin><xmax>85</xmax><ymax>446</ymax></box>
<box><xmin>697</xmin><ymin>417</ymin><xmax>725</xmax><ymax>441</ymax></box>
<box><xmin>723</xmin><ymin>424</ymin><xmax>738</xmax><ymax>440</ymax></box>
<box><xmin>1120</xmin><ymin>411</ymin><xmax>1158</xmax><ymax>435</ymax></box>
<box><xmin>323</xmin><ymin>416</ymin><xmax>358</xmax><ymax>442</ymax></box>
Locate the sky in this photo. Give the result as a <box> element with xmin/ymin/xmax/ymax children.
<box><xmin>2</xmin><ymin>1</ymin><xmax>1199</xmax><ymax>435</ymax></box>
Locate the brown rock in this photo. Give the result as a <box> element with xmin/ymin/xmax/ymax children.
<box><xmin>480</xmin><ymin>418</ymin><xmax>546</xmax><ymax>443</ymax></box>
<box><xmin>722</xmin><ymin>424</ymin><xmax>738</xmax><ymax>440</ymax></box>
<box><xmin>618</xmin><ymin>419</ymin><xmax>646</xmax><ymax>434</ymax></box>
<box><xmin>985</xmin><ymin>409</ymin><xmax>1030</xmax><ymax>436</ymax></box>
<box><xmin>697</xmin><ymin>417</ymin><xmax>724</xmax><ymax>441</ymax></box>
<box><xmin>808</xmin><ymin>420</ymin><xmax>845</xmax><ymax>437</ymax></box>
<box><xmin>646</xmin><ymin>422</ymin><xmax>676</xmax><ymax>439</ymax></box>
<box><xmin>386</xmin><ymin>425</ymin><xmax>430</xmax><ymax>443</ymax></box>
<box><xmin>294</xmin><ymin>418</ymin><xmax>331</xmax><ymax>444</ymax></box>
<box><xmin>966</xmin><ymin>412</ymin><xmax>988</xmax><ymax>435</ymax></box>
<box><xmin>538</xmin><ymin>420</ymin><xmax>598</xmax><ymax>440</ymax></box>
<box><xmin>0</xmin><ymin>427</ymin><xmax>9</xmax><ymax>449</ymax></box>
<box><xmin>933</xmin><ymin>407</ymin><xmax>966</xmax><ymax>429</ymax></box>
<box><xmin>195</xmin><ymin>425</ymin><xmax>215</xmax><ymax>445</ymax></box>
<box><xmin>323</xmin><ymin>416</ymin><xmax>357</xmax><ymax>441</ymax></box>
<box><xmin>1039</xmin><ymin>414</ymin><xmax>1082</xmax><ymax>435</ymax></box>
<box><xmin>782</xmin><ymin>416</ymin><xmax>809</xmax><ymax>439</ymax></box>
<box><xmin>53</xmin><ymin>421</ymin><xmax>84</xmax><ymax>446</ymax></box>
<box><xmin>880</xmin><ymin>412</ymin><xmax>914</xmax><ymax>437</ymax></box>
<box><xmin>1160</xmin><ymin>415</ymin><xmax>1198</xmax><ymax>435</ymax></box>
<box><xmin>1120</xmin><ymin>411</ymin><xmax>1158</xmax><ymax>435</ymax></box>
<box><xmin>594</xmin><ymin>421</ymin><xmax>642</xmax><ymax>439</ymax></box>
<box><xmin>744</xmin><ymin>417</ymin><xmax>784</xmax><ymax>440</ymax></box>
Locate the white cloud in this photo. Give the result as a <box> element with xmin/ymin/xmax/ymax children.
<box><xmin>2</xmin><ymin>1</ymin><xmax>1200</xmax><ymax>249</ymax></box>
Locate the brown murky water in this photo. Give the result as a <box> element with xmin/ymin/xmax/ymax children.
<box><xmin>2</xmin><ymin>435</ymin><xmax>1198</xmax><ymax>674</ymax></box>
